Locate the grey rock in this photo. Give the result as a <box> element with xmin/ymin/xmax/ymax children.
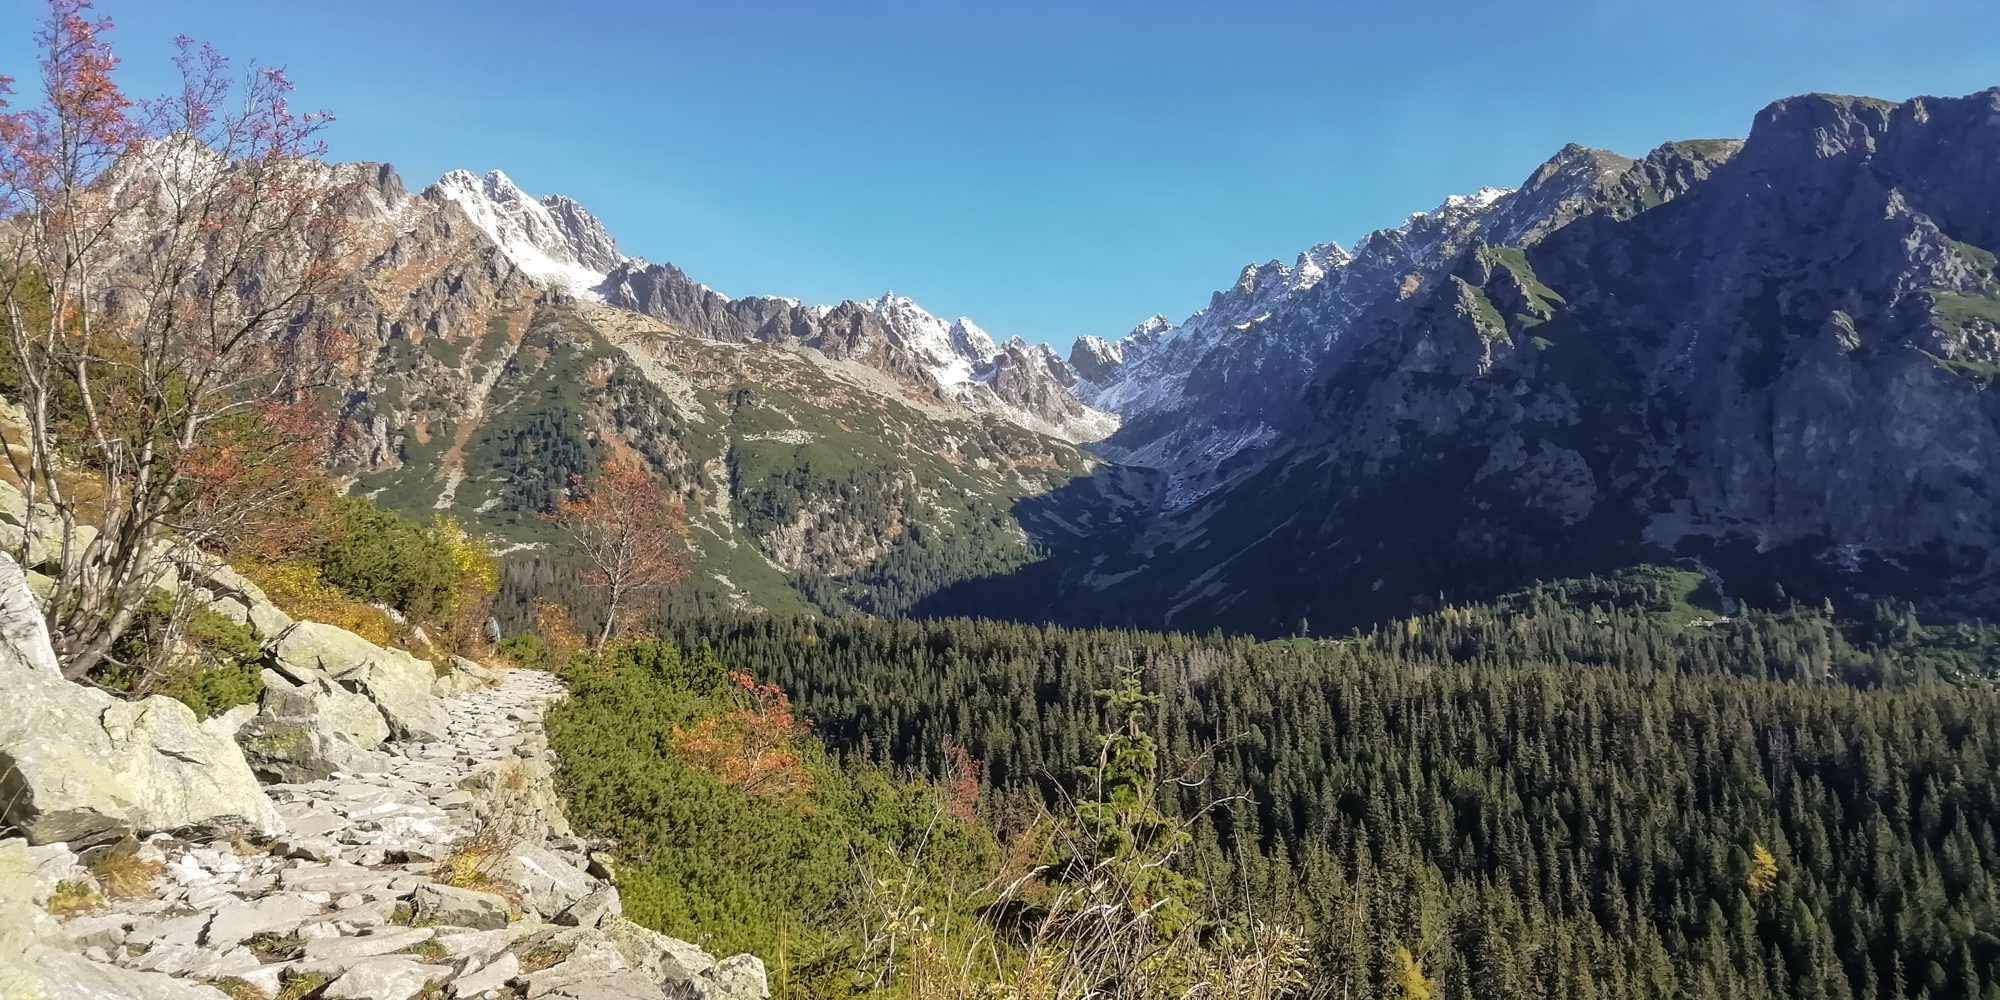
<box><xmin>323</xmin><ymin>954</ymin><xmax>454</xmax><ymax>999</ymax></box>
<box><xmin>24</xmin><ymin>842</ymin><xmax>85</xmax><ymax>905</ymax></box>
<box><xmin>545</xmin><ymin>970</ymin><xmax>670</xmax><ymax>1000</ymax></box>
<box><xmin>435</xmin><ymin>656</ymin><xmax>501</xmax><ymax>697</ymax></box>
<box><xmin>303</xmin><ymin>925</ymin><xmax>435</xmax><ymax>961</ymax></box>
<box><xmin>414</xmin><ymin>881</ymin><xmax>512</xmax><ymax>930</ymax></box>
<box><xmin>62</xmin><ymin>913</ymin><xmax>131</xmax><ymax>950</ymax></box>
<box><xmin>707</xmin><ymin>954</ymin><xmax>770</xmax><ymax>1000</ymax></box>
<box><xmin>525</xmin><ymin>938</ymin><xmax>628</xmax><ymax>997</ymax></box>
<box><xmin>0</xmin><ymin>550</ymin><xmax>60</xmax><ymax>678</ymax></box>
<box><xmin>449</xmin><ymin>949</ymin><xmax>518</xmax><ymax>996</ymax></box>
<box><xmin>599</xmin><ymin>916</ymin><xmax>715</xmax><ymax>982</ymax></box>
<box><xmin>553</xmin><ymin>885</ymin><xmax>621</xmax><ymax>929</ymax></box>
<box><xmin>202</xmin><ymin>892</ymin><xmax>325</xmax><ymax>949</ymax></box>
<box><xmin>0</xmin><ymin>479</ymin><xmax>26</xmax><ymax>527</ymax></box>
<box><xmin>495</xmin><ymin>843</ymin><xmax>596</xmax><ymax>918</ymax></box>
<box><xmin>240</xmin><ymin>668</ymin><xmax>394</xmax><ymax>783</ymax></box>
<box><xmin>432</xmin><ymin>926</ymin><xmax>513</xmax><ymax>961</ymax></box>
<box><xmin>272</xmin><ymin>621</ymin><xmax>450</xmax><ymax>742</ymax></box>
<box><xmin>0</xmin><ymin>554</ymin><xmax>282</xmax><ymax>845</ymax></box>
<box><xmin>458</xmin><ymin>758</ymin><xmax>571</xmax><ymax>842</ymax></box>
<box><xmin>279</xmin><ymin>862</ymin><xmax>401</xmax><ymax>895</ymax></box>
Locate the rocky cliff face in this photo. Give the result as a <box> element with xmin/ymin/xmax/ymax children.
<box><xmin>70</xmin><ymin>155</ymin><xmax>1107</xmax><ymax>620</ymax></box>
<box><xmin>930</xmin><ymin>88</ymin><xmax>2000</xmax><ymax>636</ymax></box>
<box><xmin>1063</xmin><ymin>137</ymin><xmax>1728</xmax><ymax>510</ymax></box>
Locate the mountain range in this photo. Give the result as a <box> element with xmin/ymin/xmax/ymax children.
<box><xmin>193</xmin><ymin>86</ymin><xmax>2000</xmax><ymax>636</ymax></box>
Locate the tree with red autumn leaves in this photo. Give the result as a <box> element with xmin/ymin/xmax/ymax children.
<box><xmin>0</xmin><ymin>1</ymin><xmax>353</xmax><ymax>682</ymax></box>
<box><xmin>549</xmin><ymin>457</ymin><xmax>688</xmax><ymax>651</ymax></box>
<box><xmin>670</xmin><ymin>670</ymin><xmax>815</xmax><ymax>805</ymax></box>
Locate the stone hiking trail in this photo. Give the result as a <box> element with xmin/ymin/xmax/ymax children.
<box><xmin>11</xmin><ymin>668</ymin><xmax>769</xmax><ymax>1000</ymax></box>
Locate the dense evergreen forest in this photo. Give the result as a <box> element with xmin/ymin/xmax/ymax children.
<box><xmin>526</xmin><ymin>562</ymin><xmax>2000</xmax><ymax>1000</ymax></box>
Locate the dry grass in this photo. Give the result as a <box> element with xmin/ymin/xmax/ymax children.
<box><xmin>245</xmin><ymin>932</ymin><xmax>306</xmax><ymax>962</ymax></box>
<box><xmin>44</xmin><ymin>880</ymin><xmax>102</xmax><ymax>916</ymax></box>
<box><xmin>431</xmin><ymin>824</ymin><xmax>524</xmax><ymax>912</ymax></box>
<box><xmin>273</xmin><ymin>971</ymin><xmax>327</xmax><ymax>1000</ymax></box>
<box><xmin>512</xmin><ymin>942</ymin><xmax>572</xmax><ymax>974</ymax></box>
<box><xmin>406</xmin><ymin>938</ymin><xmax>447</xmax><ymax>962</ymax></box>
<box><xmin>90</xmin><ymin>850</ymin><xmax>164</xmax><ymax>898</ymax></box>
<box><xmin>211</xmin><ymin>977</ymin><xmax>271</xmax><ymax>1000</ymax></box>
<box><xmin>244</xmin><ymin>563</ymin><xmax>401</xmax><ymax>647</ymax></box>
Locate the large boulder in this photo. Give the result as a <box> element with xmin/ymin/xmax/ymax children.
<box><xmin>271</xmin><ymin>622</ymin><xmax>449</xmax><ymax>742</ymax></box>
<box><xmin>0</xmin><ymin>552</ymin><xmax>60</xmax><ymax>678</ymax></box>
<box><xmin>237</xmin><ymin>668</ymin><xmax>392</xmax><ymax>783</ymax></box>
<box><xmin>459</xmin><ymin>757</ymin><xmax>572</xmax><ymax>842</ymax></box>
<box><xmin>494</xmin><ymin>842</ymin><xmax>597</xmax><ymax>918</ymax></box>
<box><xmin>0</xmin><ymin>838</ymin><xmax>232</xmax><ymax>1000</ymax></box>
<box><xmin>0</xmin><ymin>557</ymin><xmax>281</xmax><ymax>846</ymax></box>
<box><xmin>433</xmin><ymin>655</ymin><xmax>500</xmax><ymax>697</ymax></box>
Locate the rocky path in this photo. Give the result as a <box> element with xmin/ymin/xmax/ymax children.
<box><xmin>23</xmin><ymin>669</ymin><xmax>766</xmax><ymax>1000</ymax></box>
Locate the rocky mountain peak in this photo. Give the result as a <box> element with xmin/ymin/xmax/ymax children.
<box><xmin>1068</xmin><ymin>335</ymin><xmax>1124</xmax><ymax>383</ymax></box>
<box><xmin>426</xmin><ymin>169</ymin><xmax>613</xmax><ymax>299</ymax></box>
<box><xmin>540</xmin><ymin>193</ymin><xmax>624</xmax><ymax>273</ymax></box>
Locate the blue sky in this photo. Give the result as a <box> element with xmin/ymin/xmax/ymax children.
<box><xmin>3</xmin><ymin>1</ymin><xmax>1998</xmax><ymax>345</ymax></box>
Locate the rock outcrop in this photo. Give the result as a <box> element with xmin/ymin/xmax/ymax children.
<box><xmin>13</xmin><ymin>658</ymin><xmax>769</xmax><ymax>1000</ymax></box>
<box><xmin>272</xmin><ymin>622</ymin><xmax>452</xmax><ymax>742</ymax></box>
<box><xmin>237</xmin><ymin>669</ymin><xmax>393</xmax><ymax>783</ymax></box>
<box><xmin>0</xmin><ymin>555</ymin><xmax>282</xmax><ymax>847</ymax></box>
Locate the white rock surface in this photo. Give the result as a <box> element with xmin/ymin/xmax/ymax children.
<box><xmin>0</xmin><ymin>553</ymin><xmax>281</xmax><ymax>845</ymax></box>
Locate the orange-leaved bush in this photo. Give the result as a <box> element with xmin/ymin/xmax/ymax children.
<box><xmin>548</xmin><ymin>458</ymin><xmax>688</xmax><ymax>651</ymax></box>
<box><xmin>670</xmin><ymin>670</ymin><xmax>815</xmax><ymax>806</ymax></box>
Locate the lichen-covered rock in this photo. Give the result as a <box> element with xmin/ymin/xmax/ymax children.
<box><xmin>238</xmin><ymin>668</ymin><xmax>392</xmax><ymax>783</ymax></box>
<box><xmin>271</xmin><ymin>622</ymin><xmax>449</xmax><ymax>742</ymax></box>
<box><xmin>0</xmin><ymin>555</ymin><xmax>281</xmax><ymax>846</ymax></box>
<box><xmin>434</xmin><ymin>655</ymin><xmax>501</xmax><ymax>697</ymax></box>
<box><xmin>599</xmin><ymin>916</ymin><xmax>716</xmax><ymax>983</ymax></box>
<box><xmin>495</xmin><ymin>842</ymin><xmax>597</xmax><ymax>918</ymax></box>
<box><xmin>459</xmin><ymin>757</ymin><xmax>571</xmax><ymax>842</ymax></box>
<box><xmin>708</xmin><ymin>954</ymin><xmax>771</xmax><ymax>1000</ymax></box>
<box><xmin>413</xmin><ymin>881</ymin><xmax>510</xmax><ymax>930</ymax></box>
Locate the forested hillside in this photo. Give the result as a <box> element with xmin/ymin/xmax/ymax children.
<box><xmin>525</xmin><ymin>578</ymin><xmax>2000</xmax><ymax>1000</ymax></box>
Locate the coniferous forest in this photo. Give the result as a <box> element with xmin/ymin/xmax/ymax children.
<box><xmin>511</xmin><ymin>562</ymin><xmax>2000</xmax><ymax>1000</ymax></box>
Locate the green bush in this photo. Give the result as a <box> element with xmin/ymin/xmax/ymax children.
<box><xmin>315</xmin><ymin>498</ymin><xmax>462</xmax><ymax>623</ymax></box>
<box><xmin>545</xmin><ymin>639</ymin><xmax>993</xmax><ymax>969</ymax></box>
<box><xmin>495</xmin><ymin>633</ymin><xmax>547</xmax><ymax>670</ymax></box>
<box><xmin>100</xmin><ymin>593</ymin><xmax>265</xmax><ymax>718</ymax></box>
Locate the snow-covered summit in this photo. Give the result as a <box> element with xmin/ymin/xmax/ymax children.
<box><xmin>428</xmin><ymin>170</ymin><xmax>624</xmax><ymax>298</ymax></box>
<box><xmin>859</xmin><ymin>293</ymin><xmax>1008</xmax><ymax>390</ymax></box>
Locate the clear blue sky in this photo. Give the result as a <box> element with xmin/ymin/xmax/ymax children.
<box><xmin>4</xmin><ymin>1</ymin><xmax>1998</xmax><ymax>345</ymax></box>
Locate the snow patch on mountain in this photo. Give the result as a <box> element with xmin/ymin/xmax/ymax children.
<box><xmin>428</xmin><ymin>169</ymin><xmax>623</xmax><ymax>299</ymax></box>
<box><xmin>1067</xmin><ymin>185</ymin><xmax>1519</xmax><ymax>502</ymax></box>
<box><xmin>860</xmin><ymin>293</ymin><xmax>1117</xmax><ymax>442</ymax></box>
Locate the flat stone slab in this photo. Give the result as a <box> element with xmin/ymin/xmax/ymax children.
<box><xmin>303</xmin><ymin>925</ymin><xmax>436</xmax><ymax>962</ymax></box>
<box><xmin>323</xmin><ymin>954</ymin><xmax>454</xmax><ymax>1000</ymax></box>
<box><xmin>415</xmin><ymin>882</ymin><xmax>511</xmax><ymax>930</ymax></box>
<box><xmin>202</xmin><ymin>893</ymin><xmax>326</xmax><ymax>949</ymax></box>
<box><xmin>280</xmin><ymin>863</ymin><xmax>402</xmax><ymax>895</ymax></box>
